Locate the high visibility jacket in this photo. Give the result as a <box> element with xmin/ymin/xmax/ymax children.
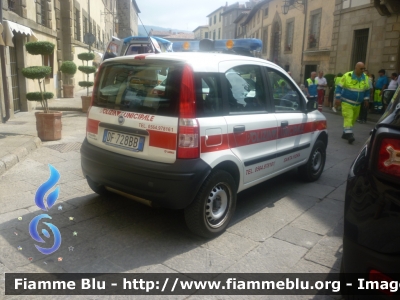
<box><xmin>335</xmin><ymin>71</ymin><xmax>370</xmax><ymax>106</ymax></box>
<box><xmin>306</xmin><ymin>78</ymin><xmax>318</xmax><ymax>97</ymax></box>
<box><xmin>334</xmin><ymin>76</ymin><xmax>342</xmax><ymax>89</ymax></box>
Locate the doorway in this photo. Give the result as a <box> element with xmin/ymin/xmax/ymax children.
<box><xmin>304</xmin><ymin>64</ymin><xmax>317</xmax><ymax>81</ymax></box>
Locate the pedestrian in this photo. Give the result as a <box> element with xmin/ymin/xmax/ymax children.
<box><xmin>305</xmin><ymin>71</ymin><xmax>318</xmax><ymax>110</ymax></box>
<box><xmin>335</xmin><ymin>62</ymin><xmax>370</xmax><ymax>144</ymax></box>
<box><xmin>332</xmin><ymin>72</ymin><xmax>343</xmax><ymax>112</ymax></box>
<box><xmin>383</xmin><ymin>72</ymin><xmax>399</xmax><ymax>110</ymax></box>
<box><xmin>316</xmin><ymin>71</ymin><xmax>327</xmax><ymax>112</ymax></box>
<box><xmin>374</xmin><ymin>69</ymin><xmax>388</xmax><ymax>113</ymax></box>
<box><xmin>388</xmin><ymin>72</ymin><xmax>399</xmax><ymax>90</ymax></box>
<box><xmin>369</xmin><ymin>74</ymin><xmax>375</xmax><ymax>112</ymax></box>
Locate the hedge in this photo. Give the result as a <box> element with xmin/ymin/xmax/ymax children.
<box><xmin>26</xmin><ymin>92</ymin><xmax>54</xmax><ymax>101</ymax></box>
<box><xmin>78</xmin><ymin>52</ymin><xmax>95</xmax><ymax>61</ymax></box>
<box><xmin>25</xmin><ymin>41</ymin><xmax>55</xmax><ymax>56</ymax></box>
<box><xmin>78</xmin><ymin>81</ymin><xmax>94</xmax><ymax>87</ymax></box>
<box><xmin>78</xmin><ymin>66</ymin><xmax>96</xmax><ymax>74</ymax></box>
<box><xmin>60</xmin><ymin>61</ymin><xmax>77</xmax><ymax>75</ymax></box>
<box><xmin>21</xmin><ymin>66</ymin><xmax>52</xmax><ymax>80</ymax></box>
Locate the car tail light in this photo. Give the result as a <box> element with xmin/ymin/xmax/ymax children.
<box><xmin>177</xmin><ymin>65</ymin><xmax>199</xmax><ymax>159</ymax></box>
<box><xmin>377</xmin><ymin>138</ymin><xmax>400</xmax><ymax>178</ymax></box>
<box><xmin>369</xmin><ymin>270</ymin><xmax>394</xmax><ymax>295</ymax></box>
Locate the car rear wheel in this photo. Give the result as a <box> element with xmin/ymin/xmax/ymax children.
<box><xmin>184</xmin><ymin>170</ymin><xmax>237</xmax><ymax>238</ymax></box>
<box><xmin>298</xmin><ymin>140</ymin><xmax>326</xmax><ymax>182</ymax></box>
<box><xmin>86</xmin><ymin>177</ymin><xmax>109</xmax><ymax>196</ymax></box>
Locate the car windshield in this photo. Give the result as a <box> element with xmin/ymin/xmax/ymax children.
<box><xmin>93</xmin><ymin>62</ymin><xmax>183</xmax><ymax>117</ymax></box>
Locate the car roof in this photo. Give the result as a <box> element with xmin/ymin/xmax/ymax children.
<box><xmin>101</xmin><ymin>52</ymin><xmax>284</xmax><ymax>73</ymax></box>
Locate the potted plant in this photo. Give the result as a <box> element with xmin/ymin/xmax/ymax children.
<box><xmin>60</xmin><ymin>60</ymin><xmax>77</xmax><ymax>98</ymax></box>
<box><xmin>22</xmin><ymin>41</ymin><xmax>61</xmax><ymax>141</ymax></box>
<box><xmin>77</xmin><ymin>52</ymin><xmax>96</xmax><ymax>113</ymax></box>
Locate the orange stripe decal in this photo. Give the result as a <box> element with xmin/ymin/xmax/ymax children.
<box><xmin>148</xmin><ymin>130</ymin><xmax>177</xmax><ymax>150</ymax></box>
<box><xmin>87</xmin><ymin>119</ymin><xmax>100</xmax><ymax>134</ymax></box>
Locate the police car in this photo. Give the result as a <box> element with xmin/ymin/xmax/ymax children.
<box><xmin>81</xmin><ymin>39</ymin><xmax>328</xmax><ymax>238</ymax></box>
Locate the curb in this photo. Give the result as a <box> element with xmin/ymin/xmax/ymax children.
<box><xmin>0</xmin><ymin>137</ymin><xmax>42</xmax><ymax>176</ymax></box>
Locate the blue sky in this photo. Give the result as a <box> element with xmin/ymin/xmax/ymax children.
<box><xmin>137</xmin><ymin>0</ymin><xmax>234</xmax><ymax>31</ymax></box>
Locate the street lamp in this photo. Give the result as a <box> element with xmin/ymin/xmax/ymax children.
<box><xmin>282</xmin><ymin>0</ymin><xmax>305</xmax><ymax>15</ymax></box>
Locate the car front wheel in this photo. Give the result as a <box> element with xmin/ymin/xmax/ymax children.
<box><xmin>184</xmin><ymin>170</ymin><xmax>237</xmax><ymax>238</ymax></box>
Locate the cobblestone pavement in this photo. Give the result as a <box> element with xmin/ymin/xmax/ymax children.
<box><xmin>0</xmin><ymin>105</ymin><xmax>378</xmax><ymax>299</ymax></box>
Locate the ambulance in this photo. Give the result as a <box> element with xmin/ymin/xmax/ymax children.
<box><xmin>81</xmin><ymin>39</ymin><xmax>328</xmax><ymax>238</ymax></box>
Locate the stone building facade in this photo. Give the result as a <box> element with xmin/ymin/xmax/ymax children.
<box><xmin>329</xmin><ymin>0</ymin><xmax>400</xmax><ymax>77</ymax></box>
<box><xmin>193</xmin><ymin>26</ymin><xmax>209</xmax><ymax>40</ymax></box>
<box><xmin>0</xmin><ymin>0</ymin><xmax>139</xmax><ymax>120</ymax></box>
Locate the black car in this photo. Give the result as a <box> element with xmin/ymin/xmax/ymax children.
<box><xmin>342</xmin><ymin>86</ymin><xmax>400</xmax><ymax>298</ymax></box>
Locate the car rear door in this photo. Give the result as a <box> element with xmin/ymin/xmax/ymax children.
<box><xmin>219</xmin><ymin>61</ymin><xmax>278</xmax><ymax>185</ymax></box>
<box><xmin>87</xmin><ymin>58</ymin><xmax>183</xmax><ymax>164</ymax></box>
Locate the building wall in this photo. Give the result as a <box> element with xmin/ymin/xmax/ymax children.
<box><xmin>117</xmin><ymin>0</ymin><xmax>139</xmax><ymax>38</ymax></box>
<box><xmin>329</xmin><ymin>0</ymin><xmax>400</xmax><ymax>77</ymax></box>
<box><xmin>208</xmin><ymin>7</ymin><xmax>224</xmax><ymax>40</ymax></box>
<box><xmin>193</xmin><ymin>27</ymin><xmax>209</xmax><ymax>39</ymax></box>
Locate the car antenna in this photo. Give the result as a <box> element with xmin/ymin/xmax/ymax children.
<box><xmin>136</xmin><ymin>13</ymin><xmax>158</xmax><ymax>53</ymax></box>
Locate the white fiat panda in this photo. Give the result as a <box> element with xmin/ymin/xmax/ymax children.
<box><xmin>81</xmin><ymin>50</ymin><xmax>328</xmax><ymax>238</ymax></box>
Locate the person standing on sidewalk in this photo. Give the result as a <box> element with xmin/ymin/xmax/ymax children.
<box><xmin>357</xmin><ymin>69</ymin><xmax>372</xmax><ymax>123</ymax></box>
<box><xmin>316</xmin><ymin>71</ymin><xmax>327</xmax><ymax>112</ymax></box>
<box><xmin>374</xmin><ymin>69</ymin><xmax>388</xmax><ymax>113</ymax></box>
<box><xmin>335</xmin><ymin>62</ymin><xmax>370</xmax><ymax>144</ymax></box>
<box><xmin>305</xmin><ymin>72</ymin><xmax>319</xmax><ymax>110</ymax></box>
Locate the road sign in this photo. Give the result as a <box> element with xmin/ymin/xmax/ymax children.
<box><xmin>84</xmin><ymin>33</ymin><xmax>95</xmax><ymax>45</ymax></box>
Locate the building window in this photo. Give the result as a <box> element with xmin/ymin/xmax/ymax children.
<box><xmin>36</xmin><ymin>0</ymin><xmax>47</xmax><ymax>26</ymax></box>
<box><xmin>43</xmin><ymin>53</ymin><xmax>54</xmax><ymax>79</ymax></box>
<box><xmin>74</xmin><ymin>9</ymin><xmax>81</xmax><ymax>41</ymax></box>
<box><xmin>209</xmin><ymin>17</ymin><xmax>212</xmax><ymax>26</ymax></box>
<box><xmin>263</xmin><ymin>29</ymin><xmax>268</xmax><ymax>54</ymax></box>
<box><xmin>285</xmin><ymin>20</ymin><xmax>294</xmax><ymax>51</ymax></box>
<box><xmin>219</xmin><ymin>12</ymin><xmax>221</xmax><ymax>22</ymax></box>
<box><xmin>342</xmin><ymin>0</ymin><xmax>369</xmax><ymax>9</ymax></box>
<box><xmin>218</xmin><ymin>28</ymin><xmax>221</xmax><ymax>39</ymax></box>
<box><xmin>308</xmin><ymin>10</ymin><xmax>321</xmax><ymax>49</ymax></box>
<box><xmin>213</xmin><ymin>30</ymin><xmax>216</xmax><ymax>40</ymax></box>
<box><xmin>205</xmin><ymin>32</ymin><xmax>208</xmax><ymax>38</ymax></box>
<box><xmin>83</xmin><ymin>16</ymin><xmax>88</xmax><ymax>40</ymax></box>
<box><xmin>264</xmin><ymin>7</ymin><xmax>269</xmax><ymax>17</ymax></box>
<box><xmin>214</xmin><ymin>15</ymin><xmax>216</xmax><ymax>24</ymax></box>
<box><xmin>8</xmin><ymin>0</ymin><xmax>16</xmax><ymax>12</ymax></box>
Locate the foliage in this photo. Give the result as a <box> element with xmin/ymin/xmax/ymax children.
<box><xmin>78</xmin><ymin>81</ymin><xmax>94</xmax><ymax>87</ymax></box>
<box><xmin>78</xmin><ymin>66</ymin><xmax>96</xmax><ymax>75</ymax></box>
<box><xmin>26</xmin><ymin>92</ymin><xmax>54</xmax><ymax>101</ymax></box>
<box><xmin>25</xmin><ymin>41</ymin><xmax>55</xmax><ymax>56</ymax></box>
<box><xmin>324</xmin><ymin>74</ymin><xmax>335</xmax><ymax>88</ymax></box>
<box><xmin>21</xmin><ymin>66</ymin><xmax>51</xmax><ymax>80</ymax></box>
<box><xmin>78</xmin><ymin>52</ymin><xmax>95</xmax><ymax>61</ymax></box>
<box><xmin>60</xmin><ymin>61</ymin><xmax>78</xmax><ymax>75</ymax></box>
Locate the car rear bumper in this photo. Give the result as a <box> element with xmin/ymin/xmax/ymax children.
<box><xmin>80</xmin><ymin>138</ymin><xmax>212</xmax><ymax>209</ymax></box>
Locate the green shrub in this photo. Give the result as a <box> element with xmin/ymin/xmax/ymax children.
<box><xmin>78</xmin><ymin>52</ymin><xmax>95</xmax><ymax>61</ymax></box>
<box><xmin>325</xmin><ymin>74</ymin><xmax>335</xmax><ymax>88</ymax></box>
<box><xmin>78</xmin><ymin>66</ymin><xmax>96</xmax><ymax>74</ymax></box>
<box><xmin>60</xmin><ymin>61</ymin><xmax>77</xmax><ymax>75</ymax></box>
<box><xmin>26</xmin><ymin>92</ymin><xmax>54</xmax><ymax>101</ymax></box>
<box><xmin>78</xmin><ymin>81</ymin><xmax>94</xmax><ymax>87</ymax></box>
<box><xmin>21</xmin><ymin>66</ymin><xmax>51</xmax><ymax>80</ymax></box>
<box><xmin>25</xmin><ymin>41</ymin><xmax>55</xmax><ymax>56</ymax></box>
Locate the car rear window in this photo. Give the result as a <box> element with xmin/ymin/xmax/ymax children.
<box><xmin>93</xmin><ymin>62</ymin><xmax>183</xmax><ymax>117</ymax></box>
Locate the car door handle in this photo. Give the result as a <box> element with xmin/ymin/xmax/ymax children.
<box><xmin>233</xmin><ymin>125</ymin><xmax>245</xmax><ymax>133</ymax></box>
<box><xmin>281</xmin><ymin>121</ymin><xmax>289</xmax><ymax>127</ymax></box>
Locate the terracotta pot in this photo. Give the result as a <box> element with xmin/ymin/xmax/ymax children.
<box><xmin>63</xmin><ymin>85</ymin><xmax>74</xmax><ymax>98</ymax></box>
<box><xmin>81</xmin><ymin>95</ymin><xmax>92</xmax><ymax>113</ymax></box>
<box><xmin>35</xmin><ymin>111</ymin><xmax>62</xmax><ymax>141</ymax></box>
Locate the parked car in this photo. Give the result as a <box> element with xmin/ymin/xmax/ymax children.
<box><xmin>81</xmin><ymin>50</ymin><xmax>327</xmax><ymax>238</ymax></box>
<box><xmin>341</xmin><ymin>86</ymin><xmax>400</xmax><ymax>297</ymax></box>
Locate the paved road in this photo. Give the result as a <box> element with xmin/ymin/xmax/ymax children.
<box><xmin>0</xmin><ymin>110</ymin><xmax>376</xmax><ymax>299</ymax></box>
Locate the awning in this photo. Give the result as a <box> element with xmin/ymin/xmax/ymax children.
<box><xmin>3</xmin><ymin>20</ymin><xmax>37</xmax><ymax>47</ymax></box>
<box><xmin>0</xmin><ymin>23</ymin><xmax>4</xmax><ymax>46</ymax></box>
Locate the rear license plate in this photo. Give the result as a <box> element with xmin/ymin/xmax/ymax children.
<box><xmin>102</xmin><ymin>129</ymin><xmax>145</xmax><ymax>152</ymax></box>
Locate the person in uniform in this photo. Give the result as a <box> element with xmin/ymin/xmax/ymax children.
<box><xmin>335</xmin><ymin>62</ymin><xmax>370</xmax><ymax>144</ymax></box>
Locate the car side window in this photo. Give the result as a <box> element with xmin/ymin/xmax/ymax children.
<box><xmin>194</xmin><ymin>73</ymin><xmax>223</xmax><ymax>117</ymax></box>
<box><xmin>225</xmin><ymin>65</ymin><xmax>267</xmax><ymax>113</ymax></box>
<box><xmin>268</xmin><ymin>69</ymin><xmax>303</xmax><ymax>112</ymax></box>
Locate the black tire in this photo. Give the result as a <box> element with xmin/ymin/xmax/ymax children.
<box><xmin>184</xmin><ymin>170</ymin><xmax>237</xmax><ymax>238</ymax></box>
<box><xmin>298</xmin><ymin>140</ymin><xmax>326</xmax><ymax>182</ymax></box>
<box><xmin>86</xmin><ymin>177</ymin><xmax>109</xmax><ymax>196</ymax></box>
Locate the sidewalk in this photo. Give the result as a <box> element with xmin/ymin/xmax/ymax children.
<box><xmin>0</xmin><ymin>94</ymin><xmax>383</xmax><ymax>176</ymax></box>
<box><xmin>0</xmin><ymin>89</ymin><xmax>90</xmax><ymax>176</ymax></box>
